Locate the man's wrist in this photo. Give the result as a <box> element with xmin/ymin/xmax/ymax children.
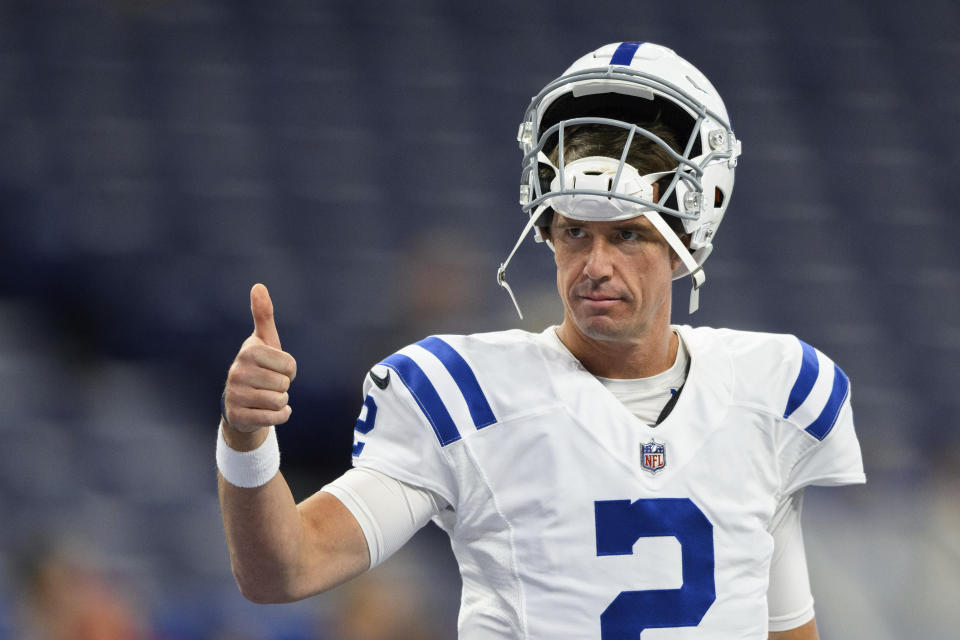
<box><xmin>220</xmin><ymin>418</ymin><xmax>270</xmax><ymax>452</ymax></box>
<box><xmin>216</xmin><ymin>422</ymin><xmax>281</xmax><ymax>488</ymax></box>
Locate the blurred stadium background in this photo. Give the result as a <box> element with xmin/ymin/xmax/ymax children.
<box><xmin>1</xmin><ymin>0</ymin><xmax>958</xmax><ymax>637</ymax></box>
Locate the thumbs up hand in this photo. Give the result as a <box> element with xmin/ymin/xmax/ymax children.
<box><xmin>222</xmin><ymin>284</ymin><xmax>298</xmax><ymax>436</ymax></box>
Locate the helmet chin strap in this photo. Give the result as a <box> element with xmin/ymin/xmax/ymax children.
<box><xmin>497</xmin><ymin>206</ymin><xmax>705</xmax><ymax>319</ymax></box>
<box><xmin>497</xmin><ymin>206</ymin><xmax>545</xmax><ymax>319</ymax></box>
<box><xmin>638</xmin><ymin>209</ymin><xmax>705</xmax><ymax>314</ymax></box>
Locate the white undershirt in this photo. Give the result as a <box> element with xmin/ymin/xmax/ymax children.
<box><xmin>573</xmin><ymin>328</ymin><xmax>690</xmax><ymax>426</ymax></box>
<box><xmin>322</xmin><ymin>329</ymin><xmax>815</xmax><ymax>631</ymax></box>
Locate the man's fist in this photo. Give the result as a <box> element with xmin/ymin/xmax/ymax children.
<box><xmin>222</xmin><ymin>284</ymin><xmax>298</xmax><ymax>434</ymax></box>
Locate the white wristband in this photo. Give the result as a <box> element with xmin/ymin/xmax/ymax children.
<box><xmin>216</xmin><ymin>424</ymin><xmax>281</xmax><ymax>488</ymax></box>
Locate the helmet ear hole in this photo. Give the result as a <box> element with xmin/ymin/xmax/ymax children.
<box><xmin>715</xmin><ymin>187</ymin><xmax>725</xmax><ymax>208</ymax></box>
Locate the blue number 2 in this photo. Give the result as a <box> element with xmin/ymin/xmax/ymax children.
<box><xmin>352</xmin><ymin>395</ymin><xmax>377</xmax><ymax>456</ymax></box>
<box><xmin>594</xmin><ymin>498</ymin><xmax>716</xmax><ymax>638</ymax></box>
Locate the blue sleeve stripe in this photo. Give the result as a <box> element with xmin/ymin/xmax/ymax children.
<box><xmin>381</xmin><ymin>353</ymin><xmax>461</xmax><ymax>446</ymax></box>
<box><xmin>610</xmin><ymin>41</ymin><xmax>642</xmax><ymax>66</ymax></box>
<box><xmin>805</xmin><ymin>364</ymin><xmax>850</xmax><ymax>441</ymax></box>
<box><xmin>783</xmin><ymin>339</ymin><xmax>819</xmax><ymax>419</ymax></box>
<box><xmin>417</xmin><ymin>336</ymin><xmax>496</xmax><ymax>429</ymax></box>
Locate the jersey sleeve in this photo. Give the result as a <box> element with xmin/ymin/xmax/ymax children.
<box><xmin>350</xmin><ymin>336</ymin><xmax>499</xmax><ymax>508</ymax></box>
<box><xmin>778</xmin><ymin>338</ymin><xmax>866</xmax><ymax>496</ymax></box>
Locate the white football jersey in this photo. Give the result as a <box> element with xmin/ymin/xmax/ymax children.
<box><xmin>350</xmin><ymin>325</ymin><xmax>865</xmax><ymax>639</ymax></box>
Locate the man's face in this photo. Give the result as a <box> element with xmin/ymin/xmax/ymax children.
<box><xmin>551</xmin><ymin>212</ymin><xmax>679</xmax><ymax>343</ymax></box>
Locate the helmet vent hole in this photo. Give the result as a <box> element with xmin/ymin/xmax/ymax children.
<box><xmin>714</xmin><ymin>187</ymin><xmax>725</xmax><ymax>207</ymax></box>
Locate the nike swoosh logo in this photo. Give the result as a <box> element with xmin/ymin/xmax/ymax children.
<box><xmin>369</xmin><ymin>369</ymin><xmax>390</xmax><ymax>390</ymax></box>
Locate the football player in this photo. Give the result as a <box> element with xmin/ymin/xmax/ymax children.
<box><xmin>217</xmin><ymin>42</ymin><xmax>865</xmax><ymax>639</ymax></box>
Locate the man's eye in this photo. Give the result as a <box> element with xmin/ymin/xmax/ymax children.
<box><xmin>566</xmin><ymin>227</ymin><xmax>585</xmax><ymax>239</ymax></box>
<box><xmin>618</xmin><ymin>230</ymin><xmax>639</xmax><ymax>241</ymax></box>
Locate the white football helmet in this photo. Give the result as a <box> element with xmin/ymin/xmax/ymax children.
<box><xmin>498</xmin><ymin>42</ymin><xmax>741</xmax><ymax>316</ymax></box>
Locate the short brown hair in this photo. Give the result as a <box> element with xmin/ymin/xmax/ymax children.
<box><xmin>538</xmin><ymin>120</ymin><xmax>686</xmax><ymax>236</ymax></box>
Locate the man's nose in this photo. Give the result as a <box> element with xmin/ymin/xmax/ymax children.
<box><xmin>583</xmin><ymin>238</ymin><xmax>615</xmax><ymax>280</ymax></box>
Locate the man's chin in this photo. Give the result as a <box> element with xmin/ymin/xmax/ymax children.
<box><xmin>574</xmin><ymin>314</ymin><xmax>627</xmax><ymax>341</ymax></box>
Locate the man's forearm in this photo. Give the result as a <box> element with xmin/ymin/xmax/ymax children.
<box><xmin>218</xmin><ymin>420</ymin><xmax>371</xmax><ymax>602</ymax></box>
<box><xmin>218</xmin><ymin>422</ymin><xmax>307</xmax><ymax>603</ymax></box>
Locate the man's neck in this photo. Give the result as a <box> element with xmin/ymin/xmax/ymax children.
<box><xmin>556</xmin><ymin>319</ymin><xmax>678</xmax><ymax>379</ymax></box>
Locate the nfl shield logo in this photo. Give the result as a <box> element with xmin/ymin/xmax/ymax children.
<box><xmin>641</xmin><ymin>440</ymin><xmax>667</xmax><ymax>474</ymax></box>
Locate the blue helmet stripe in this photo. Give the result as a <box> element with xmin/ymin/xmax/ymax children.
<box><xmin>784</xmin><ymin>339</ymin><xmax>819</xmax><ymax>419</ymax></box>
<box><xmin>610</xmin><ymin>41</ymin><xmax>643</xmax><ymax>66</ymax></box>
<box><xmin>805</xmin><ymin>364</ymin><xmax>850</xmax><ymax>441</ymax></box>
<box><xmin>417</xmin><ymin>336</ymin><xmax>496</xmax><ymax>429</ymax></box>
<box><xmin>381</xmin><ymin>352</ymin><xmax>461</xmax><ymax>446</ymax></box>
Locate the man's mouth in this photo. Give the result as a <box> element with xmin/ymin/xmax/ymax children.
<box><xmin>577</xmin><ymin>293</ymin><xmax>624</xmax><ymax>309</ymax></box>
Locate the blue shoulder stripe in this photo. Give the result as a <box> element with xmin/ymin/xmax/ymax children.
<box><xmin>784</xmin><ymin>340</ymin><xmax>819</xmax><ymax>419</ymax></box>
<box><xmin>610</xmin><ymin>41</ymin><xmax>642</xmax><ymax>66</ymax></box>
<box><xmin>417</xmin><ymin>336</ymin><xmax>496</xmax><ymax>429</ymax></box>
<box><xmin>380</xmin><ymin>353</ymin><xmax>461</xmax><ymax>446</ymax></box>
<box><xmin>805</xmin><ymin>364</ymin><xmax>850</xmax><ymax>441</ymax></box>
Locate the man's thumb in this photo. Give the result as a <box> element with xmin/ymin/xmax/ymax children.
<box><xmin>250</xmin><ymin>283</ymin><xmax>282</xmax><ymax>349</ymax></box>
